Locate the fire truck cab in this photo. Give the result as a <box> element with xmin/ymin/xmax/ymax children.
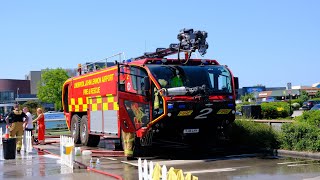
<box><xmin>62</xmin><ymin>29</ymin><xmax>239</xmax><ymax>156</ymax></box>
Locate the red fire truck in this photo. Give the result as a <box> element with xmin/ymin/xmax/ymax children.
<box><xmin>62</xmin><ymin>29</ymin><xmax>239</xmax><ymax>157</ymax></box>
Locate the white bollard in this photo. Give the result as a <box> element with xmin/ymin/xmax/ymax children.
<box><xmin>0</xmin><ymin>127</ymin><xmax>2</xmax><ymax>145</ymax></box>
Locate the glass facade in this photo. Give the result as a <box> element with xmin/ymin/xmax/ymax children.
<box><xmin>0</xmin><ymin>91</ymin><xmax>15</xmax><ymax>103</ymax></box>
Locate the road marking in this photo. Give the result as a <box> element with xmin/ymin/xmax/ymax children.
<box><xmin>288</xmin><ymin>163</ymin><xmax>320</xmax><ymax>167</ymax></box>
<box><xmin>120</xmin><ymin>154</ymin><xmax>257</xmax><ymax>167</ymax></box>
<box><xmin>304</xmin><ymin>176</ymin><xmax>320</xmax><ymax>180</ymax></box>
<box><xmin>121</xmin><ymin>160</ymin><xmax>250</xmax><ymax>176</ymax></box>
<box><xmin>153</xmin><ymin>155</ymin><xmax>256</xmax><ymax>166</ymax></box>
<box><xmin>278</xmin><ymin>160</ymin><xmax>315</xmax><ymax>165</ymax></box>
<box><xmin>43</xmin><ymin>154</ymin><xmax>60</xmax><ymax>159</ymax></box>
<box><xmin>106</xmin><ymin>157</ymin><xmax>117</xmax><ymax>161</ymax></box>
<box><xmin>121</xmin><ymin>161</ymin><xmax>138</xmax><ymax>167</ymax></box>
<box><xmin>185</xmin><ymin>168</ymin><xmax>236</xmax><ymax>174</ymax></box>
<box><xmin>121</xmin><ymin>159</ymin><xmax>210</xmax><ymax>167</ymax></box>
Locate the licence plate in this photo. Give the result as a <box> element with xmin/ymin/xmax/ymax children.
<box><xmin>183</xmin><ymin>129</ymin><xmax>199</xmax><ymax>134</ymax></box>
<box><xmin>178</xmin><ymin>110</ymin><xmax>193</xmax><ymax>116</ymax></box>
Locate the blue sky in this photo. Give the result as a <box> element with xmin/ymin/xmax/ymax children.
<box><xmin>0</xmin><ymin>0</ymin><xmax>319</xmax><ymax>88</ymax></box>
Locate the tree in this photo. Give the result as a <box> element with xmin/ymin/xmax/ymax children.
<box><xmin>22</xmin><ymin>100</ymin><xmax>42</xmax><ymax>115</ymax></box>
<box><xmin>315</xmin><ymin>91</ymin><xmax>320</xmax><ymax>98</ymax></box>
<box><xmin>240</xmin><ymin>93</ymin><xmax>255</xmax><ymax>102</ymax></box>
<box><xmin>299</xmin><ymin>90</ymin><xmax>309</xmax><ymax>103</ymax></box>
<box><xmin>37</xmin><ymin>68</ymin><xmax>70</xmax><ymax>111</ymax></box>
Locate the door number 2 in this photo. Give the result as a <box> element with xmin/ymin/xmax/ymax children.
<box><xmin>194</xmin><ymin>108</ymin><xmax>213</xmax><ymax>119</ymax></box>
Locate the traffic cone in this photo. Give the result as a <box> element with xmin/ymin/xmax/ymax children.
<box><xmin>4</xmin><ymin>125</ymin><xmax>9</xmax><ymax>139</ymax></box>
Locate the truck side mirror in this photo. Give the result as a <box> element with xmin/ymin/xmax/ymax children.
<box><xmin>234</xmin><ymin>77</ymin><xmax>239</xmax><ymax>90</ymax></box>
<box><xmin>143</xmin><ymin>76</ymin><xmax>150</xmax><ymax>91</ymax></box>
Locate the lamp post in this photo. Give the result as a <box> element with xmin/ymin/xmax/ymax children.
<box><xmin>287</xmin><ymin>82</ymin><xmax>292</xmax><ymax>116</ymax></box>
<box><xmin>16</xmin><ymin>88</ymin><xmax>19</xmax><ymax>102</ymax></box>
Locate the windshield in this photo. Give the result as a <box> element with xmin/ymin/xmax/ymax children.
<box><xmin>147</xmin><ymin>65</ymin><xmax>233</xmax><ymax>94</ymax></box>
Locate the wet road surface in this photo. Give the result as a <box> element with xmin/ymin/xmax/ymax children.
<box><xmin>0</xmin><ymin>149</ymin><xmax>111</xmax><ymax>180</ymax></box>
<box><xmin>1</xmin><ymin>142</ymin><xmax>320</xmax><ymax>180</ymax></box>
<box><xmin>1</xmin><ymin>123</ymin><xmax>320</xmax><ymax>180</ymax></box>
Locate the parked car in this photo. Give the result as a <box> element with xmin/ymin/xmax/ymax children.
<box><xmin>301</xmin><ymin>100</ymin><xmax>320</xmax><ymax>110</ymax></box>
<box><xmin>0</xmin><ymin>113</ymin><xmax>8</xmax><ymax>123</ymax></box>
<box><xmin>310</xmin><ymin>104</ymin><xmax>320</xmax><ymax>110</ymax></box>
<box><xmin>235</xmin><ymin>111</ymin><xmax>243</xmax><ymax>116</ymax></box>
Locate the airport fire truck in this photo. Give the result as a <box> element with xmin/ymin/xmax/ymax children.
<box><xmin>62</xmin><ymin>29</ymin><xmax>239</xmax><ymax>157</ymax></box>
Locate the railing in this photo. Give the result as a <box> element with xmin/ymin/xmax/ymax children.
<box><xmin>60</xmin><ymin>135</ymin><xmax>74</xmax><ymax>169</ymax></box>
<box><xmin>253</xmin><ymin>119</ymin><xmax>294</xmax><ymax>126</ymax></box>
<box><xmin>138</xmin><ymin>158</ymin><xmax>198</xmax><ymax>180</ymax></box>
<box><xmin>80</xmin><ymin>52</ymin><xmax>125</xmax><ymax>74</ymax></box>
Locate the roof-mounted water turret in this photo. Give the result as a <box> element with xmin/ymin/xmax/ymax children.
<box><xmin>134</xmin><ymin>28</ymin><xmax>209</xmax><ymax>61</ymax></box>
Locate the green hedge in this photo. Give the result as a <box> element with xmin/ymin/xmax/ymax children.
<box><xmin>230</xmin><ymin>120</ymin><xmax>280</xmax><ymax>149</ymax></box>
<box><xmin>311</xmin><ymin>98</ymin><xmax>320</xmax><ymax>101</ymax></box>
<box><xmin>291</xmin><ymin>99</ymin><xmax>303</xmax><ymax>106</ymax></box>
<box><xmin>261</xmin><ymin>102</ymin><xmax>290</xmax><ymax>119</ymax></box>
<box><xmin>280</xmin><ymin>122</ymin><xmax>320</xmax><ymax>151</ymax></box>
<box><xmin>295</xmin><ymin>110</ymin><xmax>320</xmax><ymax>127</ymax></box>
<box><xmin>291</xmin><ymin>102</ymin><xmax>300</xmax><ymax>110</ymax></box>
<box><xmin>280</xmin><ymin>110</ymin><xmax>320</xmax><ymax>151</ymax></box>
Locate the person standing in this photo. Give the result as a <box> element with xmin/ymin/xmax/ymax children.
<box><xmin>32</xmin><ymin>108</ymin><xmax>45</xmax><ymax>145</ymax></box>
<box><xmin>23</xmin><ymin>107</ymin><xmax>34</xmax><ymax>144</ymax></box>
<box><xmin>5</xmin><ymin>104</ymin><xmax>28</xmax><ymax>153</ymax></box>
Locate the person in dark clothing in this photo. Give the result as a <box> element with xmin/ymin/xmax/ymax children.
<box><xmin>5</xmin><ymin>104</ymin><xmax>28</xmax><ymax>153</ymax></box>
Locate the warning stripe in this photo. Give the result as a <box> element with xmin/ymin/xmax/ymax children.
<box><xmin>90</xmin><ymin>95</ymin><xmax>119</xmax><ymax>111</ymax></box>
<box><xmin>69</xmin><ymin>95</ymin><xmax>118</xmax><ymax>112</ymax></box>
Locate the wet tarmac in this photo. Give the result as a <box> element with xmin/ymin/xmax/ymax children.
<box><xmin>0</xmin><ymin>123</ymin><xmax>115</xmax><ymax>179</ymax></box>
<box><xmin>1</xmin><ymin>122</ymin><xmax>320</xmax><ymax>180</ymax></box>
<box><xmin>0</xmin><ymin>148</ymin><xmax>112</xmax><ymax>180</ymax></box>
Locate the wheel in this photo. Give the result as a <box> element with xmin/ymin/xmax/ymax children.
<box><xmin>71</xmin><ymin>114</ymin><xmax>81</xmax><ymax>144</ymax></box>
<box><xmin>80</xmin><ymin>115</ymin><xmax>100</xmax><ymax>147</ymax></box>
<box><xmin>133</xmin><ymin>136</ymin><xmax>150</xmax><ymax>157</ymax></box>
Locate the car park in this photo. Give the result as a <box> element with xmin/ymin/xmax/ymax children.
<box><xmin>301</xmin><ymin>100</ymin><xmax>320</xmax><ymax>110</ymax></box>
<box><xmin>310</xmin><ymin>104</ymin><xmax>320</xmax><ymax>110</ymax></box>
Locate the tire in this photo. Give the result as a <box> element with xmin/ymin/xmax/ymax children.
<box><xmin>133</xmin><ymin>136</ymin><xmax>149</xmax><ymax>157</ymax></box>
<box><xmin>80</xmin><ymin>115</ymin><xmax>100</xmax><ymax>147</ymax></box>
<box><xmin>71</xmin><ymin>114</ymin><xmax>81</xmax><ymax>144</ymax></box>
